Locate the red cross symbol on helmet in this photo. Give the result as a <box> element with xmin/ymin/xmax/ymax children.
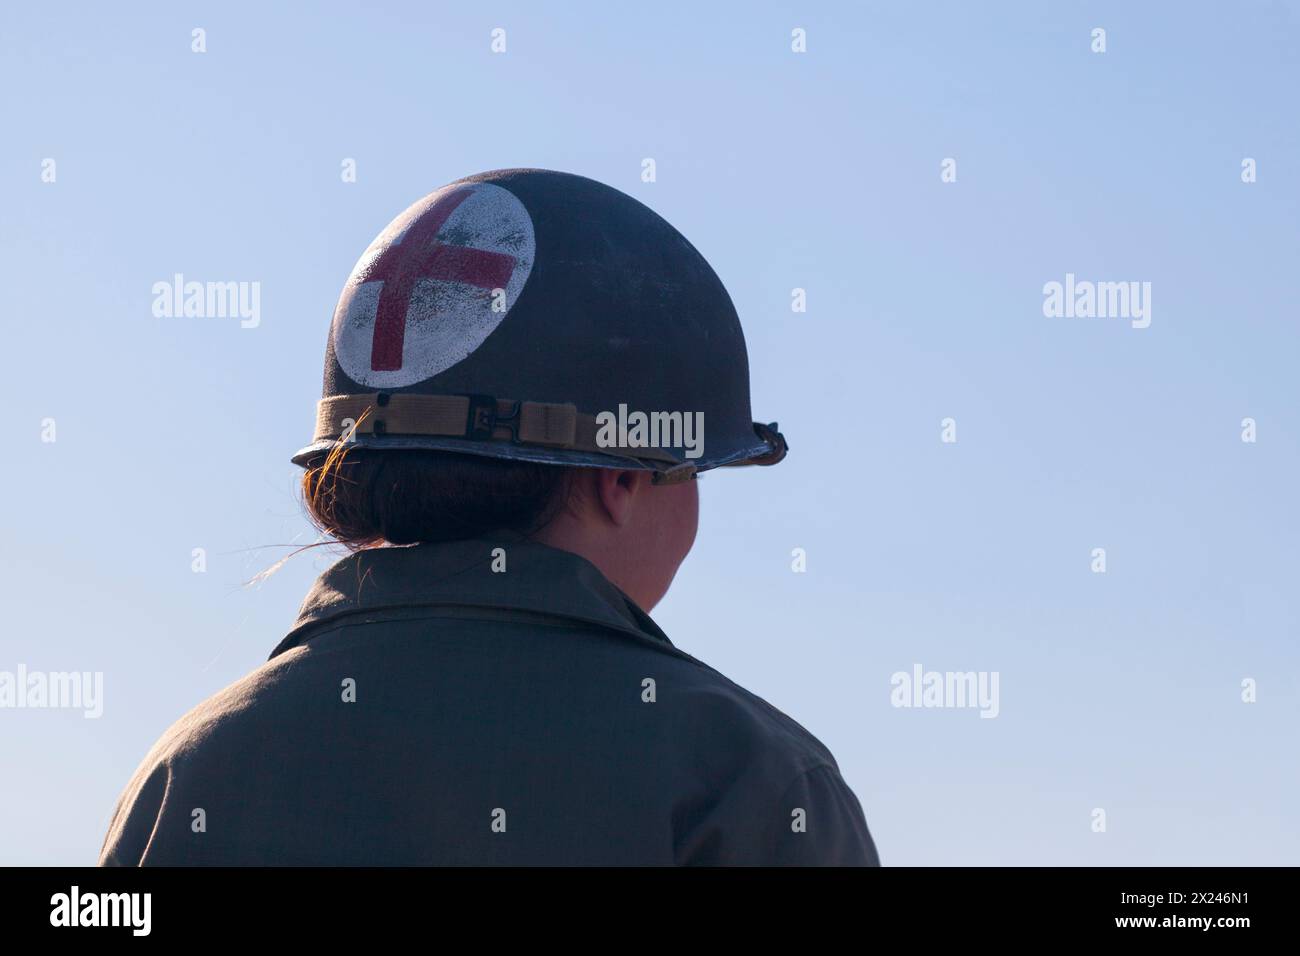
<box><xmin>331</xmin><ymin>182</ymin><xmax>536</xmax><ymax>389</ymax></box>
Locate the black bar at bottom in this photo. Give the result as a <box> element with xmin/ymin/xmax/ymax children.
<box><xmin>0</xmin><ymin>866</ymin><xmax>1284</xmax><ymax>942</ymax></box>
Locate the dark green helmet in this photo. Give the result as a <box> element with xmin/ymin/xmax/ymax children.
<box><xmin>293</xmin><ymin>168</ymin><xmax>786</xmax><ymax>482</ymax></box>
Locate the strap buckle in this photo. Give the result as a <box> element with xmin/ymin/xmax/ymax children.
<box><xmin>465</xmin><ymin>395</ymin><xmax>522</xmax><ymax>441</ymax></box>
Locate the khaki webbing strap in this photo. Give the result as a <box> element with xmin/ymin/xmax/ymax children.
<box><xmin>313</xmin><ymin>393</ymin><xmax>684</xmax><ymax>466</ymax></box>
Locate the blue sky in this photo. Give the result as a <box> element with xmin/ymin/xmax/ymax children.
<box><xmin>1</xmin><ymin>1</ymin><xmax>1296</xmax><ymax>864</ymax></box>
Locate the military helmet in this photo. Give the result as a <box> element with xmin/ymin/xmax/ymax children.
<box><xmin>292</xmin><ymin>168</ymin><xmax>786</xmax><ymax>482</ymax></box>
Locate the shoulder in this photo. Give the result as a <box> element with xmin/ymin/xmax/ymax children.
<box><xmin>649</xmin><ymin>643</ymin><xmax>840</xmax><ymax>772</ymax></box>
<box><xmin>661</xmin><ymin>657</ymin><xmax>878</xmax><ymax>864</ymax></box>
<box><xmin>98</xmin><ymin>656</ymin><xmax>300</xmax><ymax>865</ymax></box>
<box><xmin>631</xmin><ymin>645</ymin><xmax>877</xmax><ymax>864</ymax></box>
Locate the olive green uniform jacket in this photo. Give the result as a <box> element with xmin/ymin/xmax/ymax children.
<box><xmin>100</xmin><ymin>537</ymin><xmax>879</xmax><ymax>865</ymax></box>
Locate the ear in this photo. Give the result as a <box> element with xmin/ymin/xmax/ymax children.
<box><xmin>592</xmin><ymin>469</ymin><xmax>651</xmax><ymax>527</ymax></box>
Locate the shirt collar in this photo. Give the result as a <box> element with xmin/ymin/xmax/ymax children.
<box><xmin>270</xmin><ymin>534</ymin><xmax>673</xmax><ymax>659</ymax></box>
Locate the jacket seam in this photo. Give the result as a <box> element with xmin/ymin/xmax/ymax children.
<box><xmin>768</xmin><ymin>763</ymin><xmax>839</xmax><ymax>863</ymax></box>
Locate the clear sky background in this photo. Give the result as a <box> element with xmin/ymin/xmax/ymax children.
<box><xmin>1</xmin><ymin>1</ymin><xmax>1296</xmax><ymax>865</ymax></box>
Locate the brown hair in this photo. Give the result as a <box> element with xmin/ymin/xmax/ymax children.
<box><xmin>301</xmin><ymin>444</ymin><xmax>573</xmax><ymax>550</ymax></box>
